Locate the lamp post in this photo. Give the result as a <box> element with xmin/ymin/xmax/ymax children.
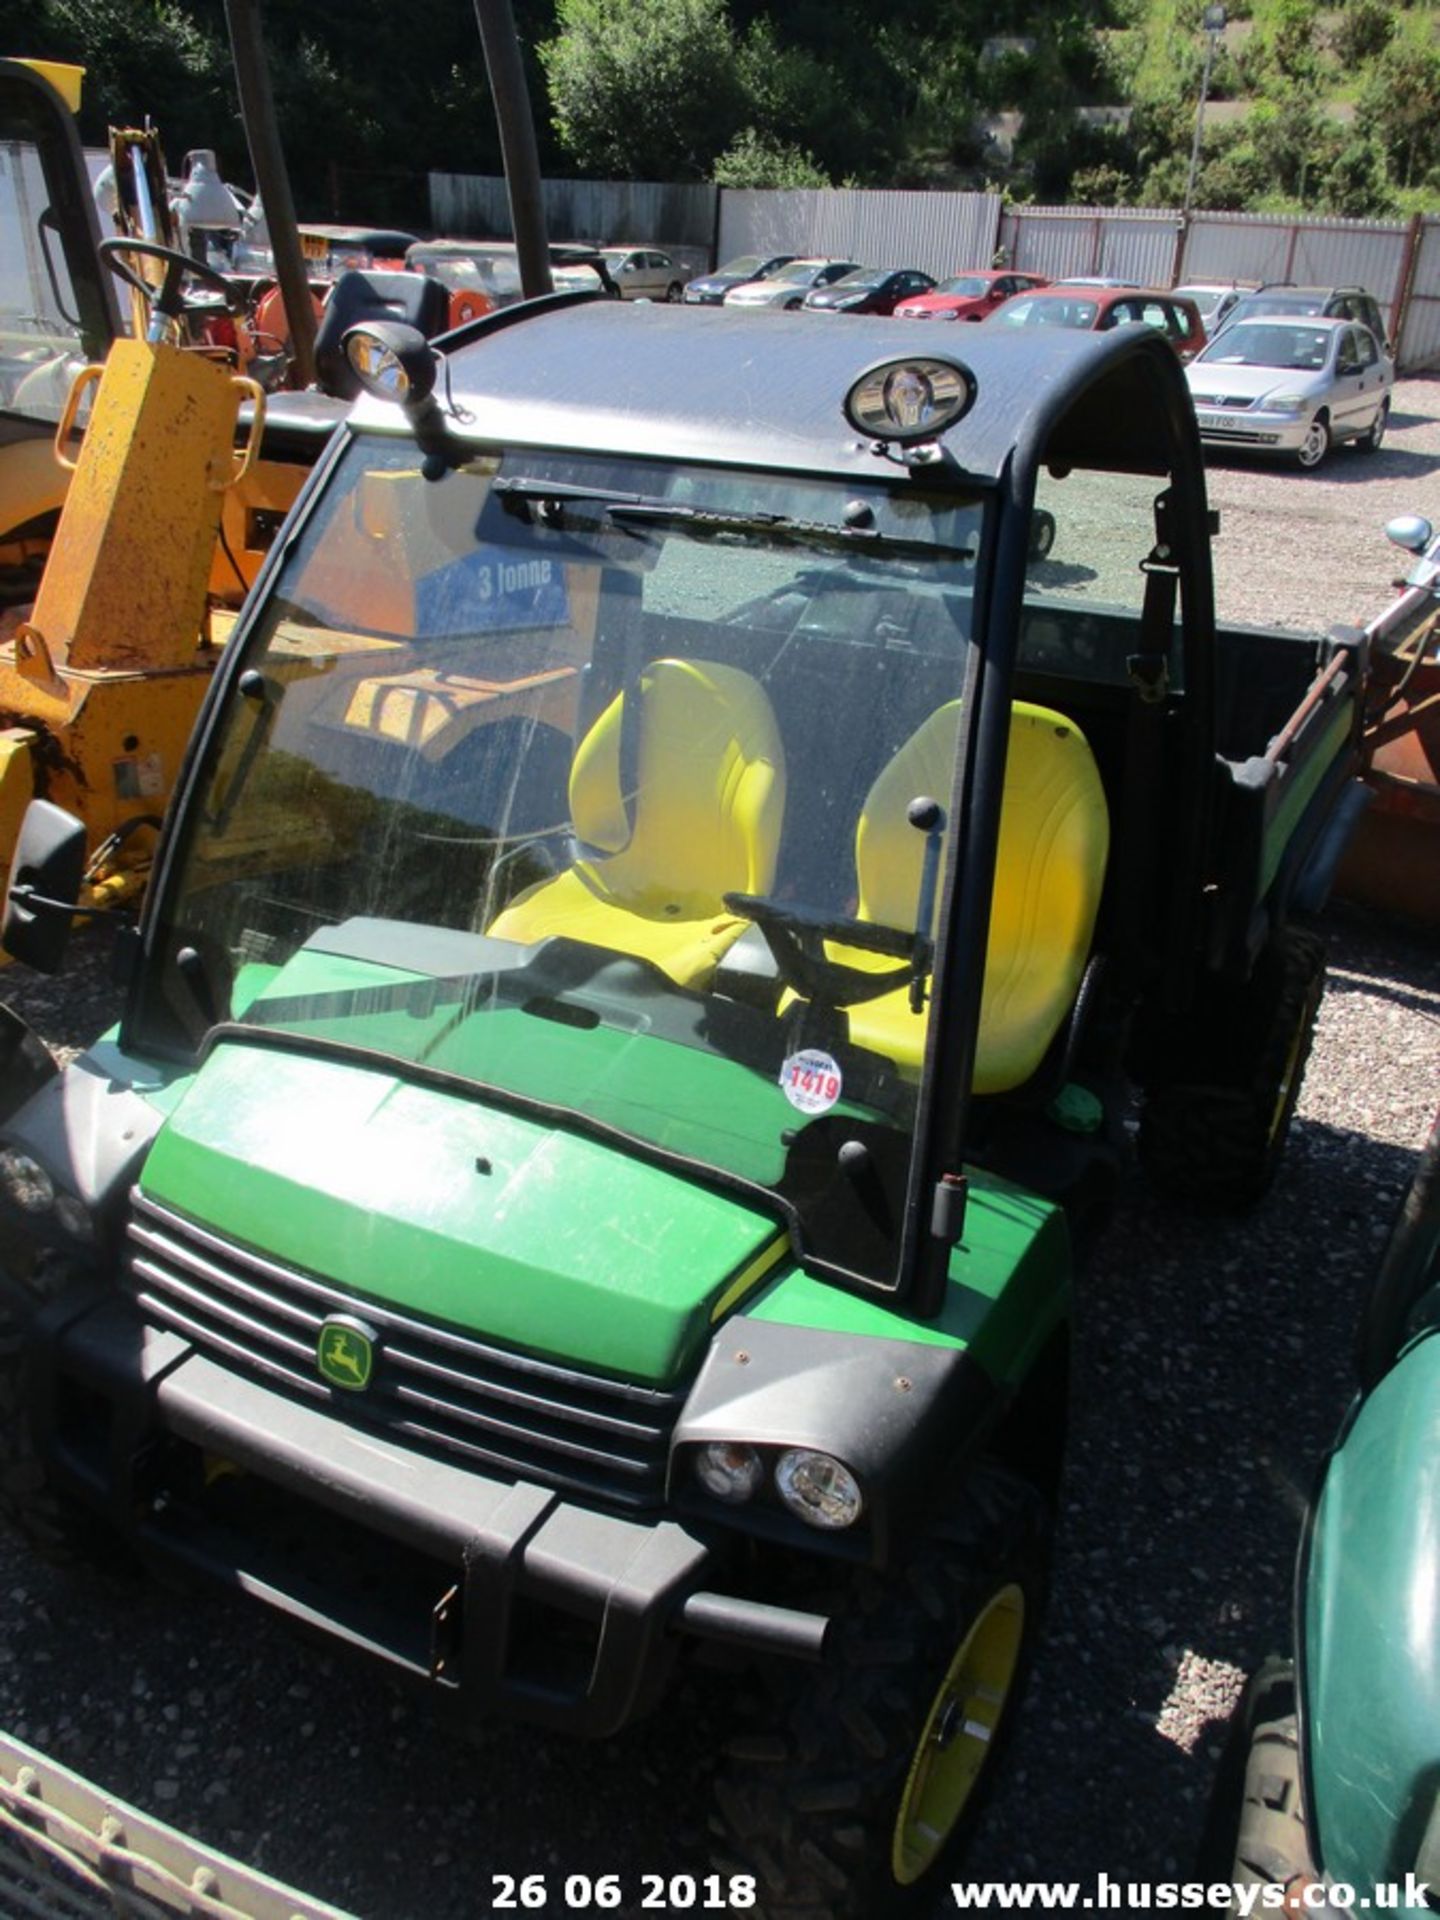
<box><xmin>1183</xmin><ymin>3</ymin><xmax>1227</xmax><ymax>218</ymax></box>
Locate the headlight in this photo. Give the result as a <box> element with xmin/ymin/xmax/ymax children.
<box><xmin>0</xmin><ymin>1149</ymin><xmax>54</xmax><ymax>1214</ymax></box>
<box><xmin>694</xmin><ymin>1442</ymin><xmax>764</xmax><ymax>1504</ymax></box>
<box><xmin>774</xmin><ymin>1449</ymin><xmax>863</xmax><ymax>1529</ymax></box>
<box><xmin>1266</xmin><ymin>393</ymin><xmax>1309</xmax><ymax>414</ymax></box>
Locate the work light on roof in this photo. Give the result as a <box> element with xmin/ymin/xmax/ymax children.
<box><xmin>845</xmin><ymin>357</ymin><xmax>975</xmax><ymax>444</ymax></box>
<box><xmin>341</xmin><ymin>320</ymin><xmax>437</xmax><ymax>407</ymax></box>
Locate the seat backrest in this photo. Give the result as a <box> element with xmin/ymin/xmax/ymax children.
<box><xmin>313</xmin><ymin>270</ymin><xmax>451</xmax><ymax>396</ymax></box>
<box><xmin>857</xmin><ymin>698</ymin><xmax>1110</xmax><ymax>1022</ymax></box>
<box><xmin>569</xmin><ymin>657</ymin><xmax>785</xmax><ymax>908</ymax></box>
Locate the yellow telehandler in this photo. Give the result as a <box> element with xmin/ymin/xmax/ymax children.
<box><xmin>0</xmin><ymin>58</ymin><xmax>329</xmax><ymax>921</ymax></box>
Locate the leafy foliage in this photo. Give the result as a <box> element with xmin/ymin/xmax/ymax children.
<box><xmin>712</xmin><ymin>126</ymin><xmax>829</xmax><ymax>187</ymax></box>
<box><xmin>540</xmin><ymin>0</ymin><xmax>745</xmax><ymax>179</ymax></box>
<box><xmin>3</xmin><ymin>0</ymin><xmax>1433</xmax><ymax>220</ymax></box>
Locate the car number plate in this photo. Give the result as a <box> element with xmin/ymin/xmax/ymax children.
<box><xmin>1197</xmin><ymin>410</ymin><xmax>1245</xmax><ymax>431</ymax></box>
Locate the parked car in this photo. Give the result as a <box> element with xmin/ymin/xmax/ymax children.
<box><xmin>724</xmin><ymin>257</ymin><xmax>861</xmax><ymax>309</ymax></box>
<box><xmin>600</xmin><ymin>246</ymin><xmax>687</xmax><ymax>302</ymax></box>
<box><xmin>1218</xmin><ymin>282</ymin><xmax>1391</xmax><ymax>352</ymax></box>
<box><xmin>1172</xmin><ymin>280</ymin><xmax>1256</xmax><ymax>336</ymax></box>
<box><xmin>682</xmin><ymin>253</ymin><xmax>797</xmax><ymax>305</ymax></box>
<box><xmin>803</xmin><ymin>266</ymin><xmax>936</xmax><ymax>315</ymax></box>
<box><xmin>895</xmin><ymin>269</ymin><xmax>1050</xmax><ymax>322</ymax></box>
<box><xmin>1047</xmin><ymin>275</ymin><xmax>1141</xmax><ymax>290</ymax></box>
<box><xmin>1186</xmin><ymin>313</ymin><xmax>1394</xmax><ymax>469</ymax></box>
<box><xmin>987</xmin><ymin>285</ymin><xmax>1208</xmax><ymax>361</ymax></box>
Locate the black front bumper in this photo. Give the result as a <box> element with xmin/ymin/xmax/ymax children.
<box><xmin>34</xmin><ymin>1291</ymin><xmax>824</xmax><ymax>1737</ymax></box>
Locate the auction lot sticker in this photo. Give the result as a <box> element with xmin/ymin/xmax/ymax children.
<box><xmin>780</xmin><ymin>1048</ymin><xmax>843</xmax><ymax>1115</ymax></box>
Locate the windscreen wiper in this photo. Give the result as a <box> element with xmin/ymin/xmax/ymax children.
<box><xmin>605</xmin><ymin>501</ymin><xmax>975</xmax><ymax>563</ymax></box>
<box><xmin>492</xmin><ymin>478</ymin><xmax>974</xmax><ymax>563</ymax></box>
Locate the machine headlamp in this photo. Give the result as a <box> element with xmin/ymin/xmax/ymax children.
<box><xmin>694</xmin><ymin>1441</ymin><xmax>764</xmax><ymax>1504</ymax></box>
<box><xmin>341</xmin><ymin>321</ymin><xmax>438</xmax><ymax>407</ymax></box>
<box><xmin>845</xmin><ymin>356</ymin><xmax>974</xmax><ymax>443</ymax></box>
<box><xmin>774</xmin><ymin>1449</ymin><xmax>864</xmax><ymax>1530</ymax></box>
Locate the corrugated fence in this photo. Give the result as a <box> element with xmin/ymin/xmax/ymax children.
<box><xmin>999</xmin><ymin>206</ymin><xmax>1182</xmax><ymax>287</ymax></box>
<box><xmin>714</xmin><ymin>188</ymin><xmax>1002</xmax><ymax>281</ymax></box>
<box><xmin>428</xmin><ymin>172</ymin><xmax>1440</xmax><ymax>371</ymax></box>
<box><xmin>428</xmin><ymin>173</ymin><xmax>716</xmax><ymax>280</ymax></box>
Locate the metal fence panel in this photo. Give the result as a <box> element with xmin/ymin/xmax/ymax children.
<box><xmin>428</xmin><ymin>174</ymin><xmax>716</xmax><ymax>278</ymax></box>
<box><xmin>1099</xmin><ymin>216</ymin><xmax>1182</xmax><ymax>287</ymax></box>
<box><xmin>1001</xmin><ymin>207</ymin><xmax>1179</xmax><ymax>286</ymax></box>
<box><xmin>1399</xmin><ymin>217</ymin><xmax>1440</xmax><ymax>372</ymax></box>
<box><xmin>716</xmin><ymin>188</ymin><xmax>1001</xmax><ymax>280</ymax></box>
<box><xmin>1287</xmin><ymin>221</ymin><xmax>1406</xmax><ymax>301</ymax></box>
<box><xmin>1182</xmin><ymin>214</ymin><xmax>1297</xmax><ymax>285</ymax></box>
<box><xmin>1181</xmin><ymin>213</ymin><xmax>1406</xmax><ymax>304</ymax></box>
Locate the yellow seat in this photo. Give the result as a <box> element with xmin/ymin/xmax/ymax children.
<box><xmin>486</xmin><ymin>657</ymin><xmax>786</xmax><ymax>988</ymax></box>
<box><xmin>834</xmin><ymin>700</ymin><xmax>1110</xmax><ymax>1094</ymax></box>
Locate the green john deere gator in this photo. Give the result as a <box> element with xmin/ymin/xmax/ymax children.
<box><xmin>0</xmin><ymin>293</ymin><xmax>1370</xmax><ymax>1912</ymax></box>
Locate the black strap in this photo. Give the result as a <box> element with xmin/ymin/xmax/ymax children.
<box><xmin>1114</xmin><ymin>491</ymin><xmax>1178</xmax><ymax>990</ymax></box>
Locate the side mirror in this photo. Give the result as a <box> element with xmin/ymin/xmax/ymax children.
<box><xmin>3</xmin><ymin>799</ymin><xmax>87</xmax><ymax>974</ymax></box>
<box><xmin>1386</xmin><ymin>514</ymin><xmax>1433</xmax><ymax>555</ymax></box>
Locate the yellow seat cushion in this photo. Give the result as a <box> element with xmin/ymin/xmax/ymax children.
<box><xmin>835</xmin><ymin>701</ymin><xmax>1110</xmax><ymax>1093</ymax></box>
<box><xmin>487</xmin><ymin>657</ymin><xmax>785</xmax><ymax>988</ymax></box>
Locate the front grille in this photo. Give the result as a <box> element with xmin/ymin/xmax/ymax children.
<box><xmin>124</xmin><ymin>1191</ymin><xmax>685</xmax><ymax>1511</ymax></box>
<box><xmin>1196</xmin><ymin>426</ymin><xmax>1280</xmax><ymax>445</ymax></box>
<box><xmin>1193</xmin><ymin>391</ymin><xmax>1258</xmax><ymax>409</ymax></box>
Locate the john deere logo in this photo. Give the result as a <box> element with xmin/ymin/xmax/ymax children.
<box><xmin>316</xmin><ymin>1317</ymin><xmax>378</xmax><ymax>1392</ymax></box>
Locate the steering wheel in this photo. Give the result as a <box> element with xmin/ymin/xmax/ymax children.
<box><xmin>97</xmin><ymin>236</ymin><xmax>241</xmax><ymax>323</ymax></box>
<box><xmin>724</xmin><ymin>892</ymin><xmax>927</xmax><ymax>1009</ymax></box>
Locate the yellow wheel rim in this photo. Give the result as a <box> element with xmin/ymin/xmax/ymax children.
<box><xmin>891</xmin><ymin>1582</ymin><xmax>1025</xmax><ymax>1888</ymax></box>
<box><xmin>1266</xmin><ymin>1010</ymin><xmax>1311</xmax><ymax>1149</ymax></box>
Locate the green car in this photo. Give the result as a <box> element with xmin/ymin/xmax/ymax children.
<box><xmin>0</xmin><ymin>296</ymin><xmax>1368</xmax><ymax>1913</ymax></box>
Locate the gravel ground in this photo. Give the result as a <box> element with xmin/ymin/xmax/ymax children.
<box><xmin>1</xmin><ymin>382</ymin><xmax>1438</xmax><ymax>1918</ymax></box>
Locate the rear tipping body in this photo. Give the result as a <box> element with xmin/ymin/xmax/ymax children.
<box><xmin>0</xmin><ymin>301</ymin><xmax>1363</xmax><ymax>1737</ymax></box>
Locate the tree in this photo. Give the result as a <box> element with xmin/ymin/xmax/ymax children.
<box><xmin>733</xmin><ymin>19</ymin><xmax>868</xmax><ymax>180</ymax></box>
<box><xmin>1070</xmin><ymin>161</ymin><xmax>1135</xmax><ymax>204</ymax></box>
<box><xmin>712</xmin><ymin>127</ymin><xmax>828</xmax><ymax>187</ymax></box>
<box><xmin>1330</xmin><ymin>0</ymin><xmax>1397</xmax><ymax>69</ymax></box>
<box><xmin>540</xmin><ymin>0</ymin><xmax>745</xmax><ymax>179</ymax></box>
<box><xmin>1319</xmin><ymin>134</ymin><xmax>1395</xmax><ymax>217</ymax></box>
<box><xmin>1361</xmin><ymin>42</ymin><xmax>1440</xmax><ymax>189</ymax></box>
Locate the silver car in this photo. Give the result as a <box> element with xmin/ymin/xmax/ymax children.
<box><xmin>600</xmin><ymin>247</ymin><xmax>687</xmax><ymax>302</ymax></box>
<box><xmin>723</xmin><ymin>258</ymin><xmax>861</xmax><ymax>310</ymax></box>
<box><xmin>1172</xmin><ymin>281</ymin><xmax>1254</xmax><ymax>336</ymax></box>
<box><xmin>1185</xmin><ymin>315</ymin><xmax>1393</xmax><ymax>470</ymax></box>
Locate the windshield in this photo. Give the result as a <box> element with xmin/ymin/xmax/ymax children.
<box><xmin>1234</xmin><ymin>294</ymin><xmax>1323</xmax><ymax>322</ymax></box>
<box><xmin>1199</xmin><ymin>322</ymin><xmax>1333</xmax><ymax>371</ymax></box>
<box><xmin>832</xmin><ymin>269</ymin><xmax>890</xmax><ymax>291</ymax></box>
<box><xmin>1175</xmin><ymin>286</ymin><xmax>1223</xmax><ymax>319</ymax></box>
<box><xmin>996</xmin><ymin>296</ymin><xmax>1097</xmax><ymax>330</ymax></box>
<box><xmin>139</xmin><ymin>437</ymin><xmax>987</xmax><ymax>1290</ymax></box>
<box><xmin>771</xmin><ymin>261</ymin><xmax>826</xmax><ymax>286</ymax></box>
<box><xmin>1</xmin><ymin>105</ymin><xmax>102</xmax><ymax>421</ymax></box>
<box><xmin>716</xmin><ymin>256</ymin><xmax>767</xmax><ymax>278</ymax></box>
<box><xmin>938</xmin><ymin>276</ymin><xmax>989</xmax><ymax>298</ymax></box>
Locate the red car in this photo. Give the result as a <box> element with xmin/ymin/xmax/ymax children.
<box><xmin>895</xmin><ymin>268</ymin><xmax>1050</xmax><ymax>323</ymax></box>
<box><xmin>986</xmin><ymin>284</ymin><xmax>1209</xmax><ymax>361</ymax></box>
